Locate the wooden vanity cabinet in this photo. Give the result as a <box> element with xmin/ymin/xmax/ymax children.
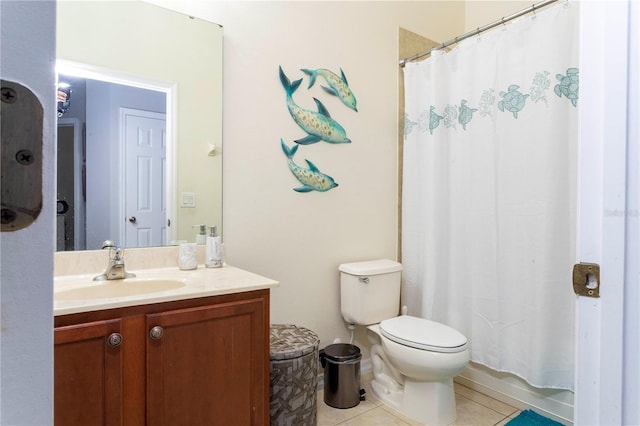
<box><xmin>54</xmin><ymin>318</ymin><xmax>124</xmax><ymax>425</ymax></box>
<box><xmin>54</xmin><ymin>289</ymin><xmax>270</xmax><ymax>426</ymax></box>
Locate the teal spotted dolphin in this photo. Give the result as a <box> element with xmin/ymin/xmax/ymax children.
<box><xmin>301</xmin><ymin>68</ymin><xmax>358</xmax><ymax>112</ymax></box>
<box><xmin>281</xmin><ymin>139</ymin><xmax>338</xmax><ymax>192</ymax></box>
<box><xmin>279</xmin><ymin>66</ymin><xmax>351</xmax><ymax>145</ymax></box>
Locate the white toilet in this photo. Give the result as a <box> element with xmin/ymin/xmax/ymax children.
<box><xmin>339</xmin><ymin>259</ymin><xmax>469</xmax><ymax>426</ymax></box>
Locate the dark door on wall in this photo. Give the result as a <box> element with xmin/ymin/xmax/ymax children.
<box><xmin>56</xmin><ymin>123</ymin><xmax>76</xmax><ymax>251</ymax></box>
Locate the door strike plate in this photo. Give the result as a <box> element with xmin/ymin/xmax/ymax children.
<box><xmin>572</xmin><ymin>263</ymin><xmax>600</xmax><ymax>298</ymax></box>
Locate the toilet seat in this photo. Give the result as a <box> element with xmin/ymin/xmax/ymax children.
<box><xmin>380</xmin><ymin>316</ymin><xmax>468</xmax><ymax>353</ymax></box>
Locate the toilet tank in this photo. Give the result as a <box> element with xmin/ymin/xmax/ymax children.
<box><xmin>339</xmin><ymin>259</ymin><xmax>403</xmax><ymax>325</ymax></box>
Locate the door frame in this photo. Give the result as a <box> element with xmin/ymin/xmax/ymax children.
<box><xmin>575</xmin><ymin>1</ymin><xmax>637</xmax><ymax>424</ymax></box>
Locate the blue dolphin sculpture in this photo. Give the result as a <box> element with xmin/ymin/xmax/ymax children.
<box><xmin>279</xmin><ymin>66</ymin><xmax>351</xmax><ymax>145</ymax></box>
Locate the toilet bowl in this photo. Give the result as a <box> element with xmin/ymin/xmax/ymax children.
<box><xmin>379</xmin><ymin>315</ymin><xmax>469</xmax><ymax>380</ymax></box>
<box><xmin>339</xmin><ymin>259</ymin><xmax>470</xmax><ymax>426</ymax></box>
<box><xmin>367</xmin><ymin>316</ymin><xmax>470</xmax><ymax>425</ymax></box>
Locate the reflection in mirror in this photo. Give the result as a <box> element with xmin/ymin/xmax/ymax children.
<box><xmin>56</xmin><ymin>73</ymin><xmax>168</xmax><ymax>251</ymax></box>
<box><xmin>56</xmin><ymin>0</ymin><xmax>223</xmax><ymax>251</ymax></box>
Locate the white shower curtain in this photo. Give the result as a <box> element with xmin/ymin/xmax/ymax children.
<box><xmin>402</xmin><ymin>2</ymin><xmax>578</xmax><ymax>390</ymax></box>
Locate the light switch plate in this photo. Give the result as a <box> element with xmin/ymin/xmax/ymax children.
<box><xmin>180</xmin><ymin>192</ymin><xmax>196</xmax><ymax>208</ymax></box>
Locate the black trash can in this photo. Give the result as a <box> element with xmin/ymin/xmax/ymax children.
<box><xmin>319</xmin><ymin>343</ymin><xmax>365</xmax><ymax>409</ymax></box>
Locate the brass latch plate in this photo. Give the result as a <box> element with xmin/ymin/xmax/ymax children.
<box><xmin>572</xmin><ymin>263</ymin><xmax>600</xmax><ymax>298</ymax></box>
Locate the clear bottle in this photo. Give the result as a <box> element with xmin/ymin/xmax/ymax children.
<box><xmin>205</xmin><ymin>226</ymin><xmax>223</xmax><ymax>268</ymax></box>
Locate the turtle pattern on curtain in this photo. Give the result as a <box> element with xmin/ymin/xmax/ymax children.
<box><xmin>402</xmin><ymin>2</ymin><xmax>578</xmax><ymax>390</ymax></box>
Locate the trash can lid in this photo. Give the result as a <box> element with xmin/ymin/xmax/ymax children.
<box><xmin>322</xmin><ymin>343</ymin><xmax>362</xmax><ymax>362</ymax></box>
<box><xmin>270</xmin><ymin>324</ymin><xmax>319</xmax><ymax>360</ymax></box>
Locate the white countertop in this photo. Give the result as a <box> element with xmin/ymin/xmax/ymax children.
<box><xmin>54</xmin><ymin>264</ymin><xmax>279</xmax><ymax>316</ymax></box>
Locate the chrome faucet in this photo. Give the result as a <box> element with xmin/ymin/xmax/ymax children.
<box><xmin>93</xmin><ymin>240</ymin><xmax>136</xmax><ymax>281</ymax></box>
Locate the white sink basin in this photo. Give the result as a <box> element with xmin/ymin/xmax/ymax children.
<box><xmin>55</xmin><ymin>278</ymin><xmax>186</xmax><ymax>301</ymax></box>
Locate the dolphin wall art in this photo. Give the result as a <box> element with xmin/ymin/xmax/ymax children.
<box><xmin>279</xmin><ymin>66</ymin><xmax>351</xmax><ymax>145</ymax></box>
<box><xmin>301</xmin><ymin>68</ymin><xmax>358</xmax><ymax>112</ymax></box>
<box><xmin>280</xmin><ymin>139</ymin><xmax>338</xmax><ymax>192</ymax></box>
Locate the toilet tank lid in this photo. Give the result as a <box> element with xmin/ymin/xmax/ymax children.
<box><xmin>339</xmin><ymin>259</ymin><xmax>402</xmax><ymax>275</ymax></box>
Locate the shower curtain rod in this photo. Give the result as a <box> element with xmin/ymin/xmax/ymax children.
<box><xmin>399</xmin><ymin>0</ymin><xmax>560</xmax><ymax>67</ymax></box>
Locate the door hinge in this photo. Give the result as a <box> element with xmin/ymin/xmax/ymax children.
<box><xmin>1</xmin><ymin>80</ymin><xmax>44</xmax><ymax>231</ymax></box>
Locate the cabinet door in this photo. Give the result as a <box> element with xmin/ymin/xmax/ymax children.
<box><xmin>54</xmin><ymin>319</ymin><xmax>123</xmax><ymax>426</ymax></box>
<box><xmin>146</xmin><ymin>296</ymin><xmax>267</xmax><ymax>426</ymax></box>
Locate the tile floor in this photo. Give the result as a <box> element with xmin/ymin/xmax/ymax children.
<box><xmin>317</xmin><ymin>375</ymin><xmax>521</xmax><ymax>426</ymax></box>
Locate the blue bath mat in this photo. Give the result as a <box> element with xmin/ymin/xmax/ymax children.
<box><xmin>506</xmin><ymin>410</ymin><xmax>563</xmax><ymax>426</ymax></box>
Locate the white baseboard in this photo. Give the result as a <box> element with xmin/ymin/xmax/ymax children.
<box><xmin>455</xmin><ymin>363</ymin><xmax>574</xmax><ymax>425</ymax></box>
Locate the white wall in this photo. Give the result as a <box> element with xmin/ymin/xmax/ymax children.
<box><xmin>147</xmin><ymin>0</ymin><xmax>465</xmax><ymax>354</ymax></box>
<box><xmin>0</xmin><ymin>1</ymin><xmax>55</xmax><ymax>424</ymax></box>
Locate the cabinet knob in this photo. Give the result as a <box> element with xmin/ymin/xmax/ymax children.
<box><xmin>149</xmin><ymin>326</ymin><xmax>164</xmax><ymax>340</ymax></box>
<box><xmin>107</xmin><ymin>333</ymin><xmax>123</xmax><ymax>347</ymax></box>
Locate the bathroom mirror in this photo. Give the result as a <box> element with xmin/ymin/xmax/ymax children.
<box><xmin>56</xmin><ymin>0</ymin><xmax>223</xmax><ymax>251</ymax></box>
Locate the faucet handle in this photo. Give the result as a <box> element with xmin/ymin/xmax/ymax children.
<box><xmin>101</xmin><ymin>240</ymin><xmax>123</xmax><ymax>262</ymax></box>
<box><xmin>101</xmin><ymin>240</ymin><xmax>117</xmax><ymax>250</ymax></box>
<box><xmin>113</xmin><ymin>247</ymin><xmax>124</xmax><ymax>261</ymax></box>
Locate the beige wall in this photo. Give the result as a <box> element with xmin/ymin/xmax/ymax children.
<box><xmin>221</xmin><ymin>1</ymin><xmax>464</xmax><ymax>350</ymax></box>
<box><xmin>146</xmin><ymin>1</ymin><xmax>464</xmax><ymax>351</ymax></box>
<box><xmin>465</xmin><ymin>1</ymin><xmax>533</xmax><ymax>31</ymax></box>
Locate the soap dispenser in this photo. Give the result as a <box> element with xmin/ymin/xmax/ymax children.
<box><xmin>193</xmin><ymin>224</ymin><xmax>207</xmax><ymax>244</ymax></box>
<box><xmin>205</xmin><ymin>226</ymin><xmax>223</xmax><ymax>268</ymax></box>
